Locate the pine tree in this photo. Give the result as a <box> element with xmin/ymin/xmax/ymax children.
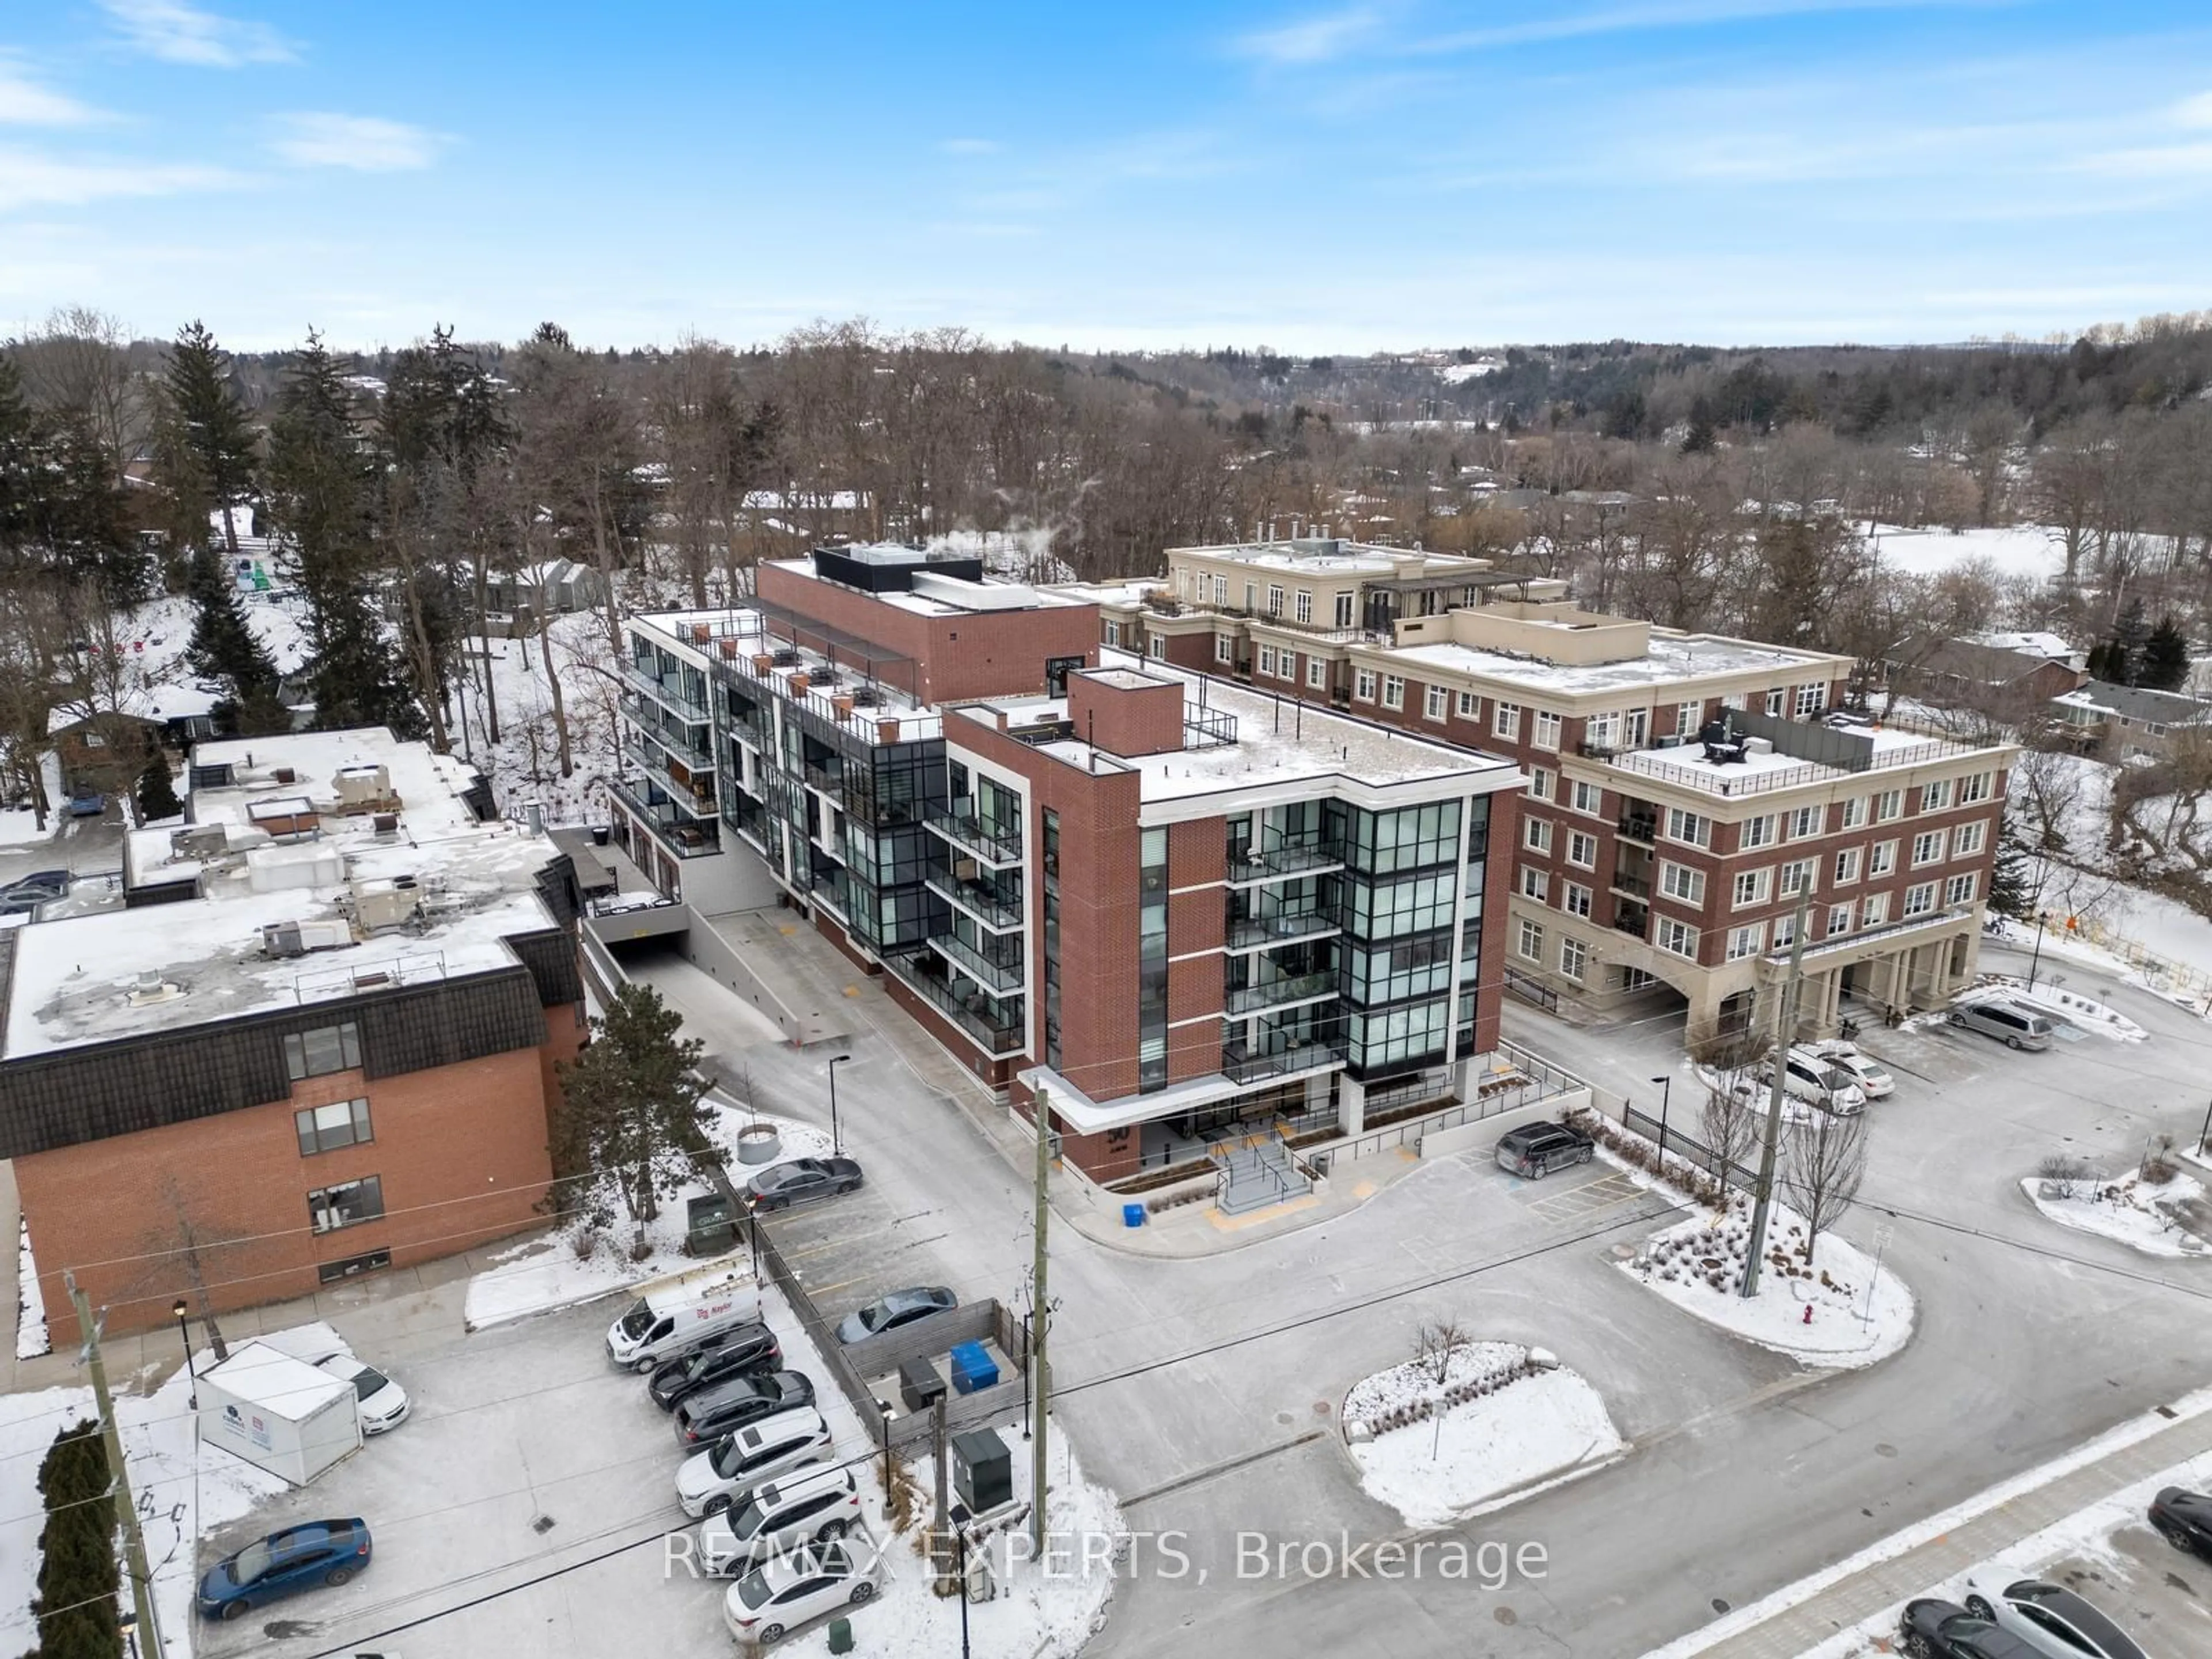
<box><xmin>549</xmin><ymin>983</ymin><xmax>709</xmax><ymax>1234</ymax></box>
<box><xmin>136</xmin><ymin>754</ymin><xmax>181</xmax><ymax>820</ymax></box>
<box><xmin>184</xmin><ymin>542</ymin><xmax>290</xmax><ymax>733</ymax></box>
<box><xmin>1988</xmin><ymin>824</ymin><xmax>2035</xmax><ymax>920</ymax></box>
<box><xmin>2139</xmin><ymin>615</ymin><xmax>2191</xmax><ymax>692</ymax></box>
<box><xmin>2112</xmin><ymin>597</ymin><xmax>2150</xmax><ymax>685</ymax></box>
<box><xmin>155</xmin><ymin>320</ymin><xmax>257</xmax><ymax>554</ymax></box>
<box><xmin>31</xmin><ymin>1419</ymin><xmax>120</xmax><ymax>1659</ymax></box>
<box><xmin>264</xmin><ymin>332</ymin><xmax>424</xmax><ymax>738</ymax></box>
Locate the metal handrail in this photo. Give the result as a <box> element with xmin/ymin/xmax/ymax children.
<box><xmin>1226</xmin><ymin>909</ymin><xmax>1340</xmax><ymax>950</ymax></box>
<box><xmin>925</xmin><ymin>871</ymin><xmax>1024</xmax><ymax>931</ymax></box>
<box><xmin>925</xmin><ymin>805</ymin><xmax>1022</xmax><ymax>866</ymax></box>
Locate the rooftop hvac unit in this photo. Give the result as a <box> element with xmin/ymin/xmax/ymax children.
<box><xmin>169</xmin><ymin>824</ymin><xmax>229</xmax><ymax>862</ymax></box>
<box><xmin>353</xmin><ymin>879</ymin><xmax>421</xmax><ymax>933</ymax></box>
<box><xmin>332</xmin><ymin>764</ymin><xmax>392</xmax><ymax>808</ymax></box>
<box><xmin>372</xmin><ymin>812</ymin><xmax>399</xmax><ymax>836</ymax></box>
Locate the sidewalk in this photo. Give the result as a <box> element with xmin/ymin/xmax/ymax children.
<box><xmin>1655</xmin><ymin>1391</ymin><xmax>2212</xmax><ymax>1658</ymax></box>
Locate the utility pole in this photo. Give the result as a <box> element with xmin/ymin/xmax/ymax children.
<box><xmin>67</xmin><ymin>1274</ymin><xmax>162</xmax><ymax>1659</ymax></box>
<box><xmin>1029</xmin><ymin>1086</ymin><xmax>1052</xmax><ymax>1555</ymax></box>
<box><xmin>1741</xmin><ymin>888</ymin><xmax>1812</xmax><ymax>1300</ymax></box>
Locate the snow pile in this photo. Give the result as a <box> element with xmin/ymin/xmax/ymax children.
<box><xmin>463</xmin><ymin>1102</ymin><xmax>832</xmax><ymax>1330</ymax></box>
<box><xmin>2020</xmin><ymin>1166</ymin><xmax>2207</xmax><ymax>1258</ymax></box>
<box><xmin>16</xmin><ymin>1219</ymin><xmax>48</xmax><ymax>1361</ymax></box>
<box><xmin>1343</xmin><ymin>1342</ymin><xmax>1623</xmax><ymax>1528</ymax></box>
<box><xmin>1964</xmin><ymin>976</ymin><xmax>2147</xmax><ymax>1041</ymax></box>
<box><xmin>1622</xmin><ymin>1191</ymin><xmax>1915</xmax><ymax>1369</ymax></box>
<box><xmin>0</xmin><ymin>755</ymin><xmax>66</xmax><ymax>848</ymax></box>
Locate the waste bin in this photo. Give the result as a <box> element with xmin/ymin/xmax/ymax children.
<box><xmin>949</xmin><ymin>1341</ymin><xmax>999</xmax><ymax>1394</ymax></box>
<box><xmin>685</xmin><ymin>1193</ymin><xmax>737</xmax><ymax>1257</ymax></box>
<box><xmin>1122</xmin><ymin>1202</ymin><xmax>1146</xmax><ymax>1228</ymax></box>
<box><xmin>899</xmin><ymin>1357</ymin><xmax>946</xmax><ymax>1413</ymax></box>
<box><xmin>951</xmin><ymin>1427</ymin><xmax>1013</xmax><ymax>1513</ymax></box>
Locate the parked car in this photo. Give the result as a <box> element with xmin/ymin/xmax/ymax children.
<box><xmin>697</xmin><ymin>1467</ymin><xmax>864</xmax><ymax>1575</ymax></box>
<box><xmin>1761</xmin><ymin>1049</ymin><xmax>1868</xmax><ymax>1115</ymax></box>
<box><xmin>1958</xmin><ymin>1573</ymin><xmax>2149</xmax><ymax>1659</ymax></box>
<box><xmin>2150</xmin><ymin>1485</ymin><xmax>2212</xmax><ymax>1558</ymax></box>
<box><xmin>677</xmin><ymin>1406</ymin><xmax>834</xmax><ymax>1518</ymax></box>
<box><xmin>3</xmin><ymin>870</ymin><xmax>68</xmax><ymax>899</ymax></box>
<box><xmin>835</xmin><ymin>1285</ymin><xmax>958</xmax><ymax>1345</ymax></box>
<box><xmin>1949</xmin><ymin>999</ymin><xmax>2054</xmax><ymax>1051</ymax></box>
<box><xmin>66</xmin><ymin>791</ymin><xmax>105</xmax><ymax>818</ymax></box>
<box><xmin>1493</xmin><ymin>1120</ymin><xmax>1596</xmax><ymax>1180</ymax></box>
<box><xmin>673</xmin><ymin>1370</ymin><xmax>817</xmax><ymax>1451</ymax></box>
<box><xmin>315</xmin><ymin>1354</ymin><xmax>410</xmax><ymax>1434</ymax></box>
<box><xmin>605</xmin><ymin>1264</ymin><xmax>760</xmax><ymax>1372</ymax></box>
<box><xmin>196</xmin><ymin>1518</ymin><xmax>373</xmax><ymax>1620</ymax></box>
<box><xmin>1899</xmin><ymin>1599</ymin><xmax>2043</xmax><ymax>1659</ymax></box>
<box><xmin>1811</xmin><ymin>1041</ymin><xmax>1896</xmax><ymax>1099</ymax></box>
<box><xmin>744</xmin><ymin>1156</ymin><xmax>865</xmax><ymax>1213</ymax></box>
<box><xmin>722</xmin><ymin>1539</ymin><xmax>880</xmax><ymax>1646</ymax></box>
<box><xmin>649</xmin><ymin>1323</ymin><xmax>783</xmax><ymax>1411</ymax></box>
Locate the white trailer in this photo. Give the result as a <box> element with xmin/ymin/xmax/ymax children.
<box><xmin>197</xmin><ymin>1341</ymin><xmax>363</xmax><ymax>1485</ymax></box>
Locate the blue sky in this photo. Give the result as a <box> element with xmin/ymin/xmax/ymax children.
<box><xmin>2</xmin><ymin>1</ymin><xmax>2210</xmax><ymax>352</ymax></box>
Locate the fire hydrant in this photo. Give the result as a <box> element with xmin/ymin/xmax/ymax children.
<box><xmin>1802</xmin><ymin>1304</ymin><xmax>1814</xmax><ymax>1325</ymax></box>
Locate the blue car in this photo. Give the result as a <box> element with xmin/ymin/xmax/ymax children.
<box><xmin>197</xmin><ymin>1518</ymin><xmax>372</xmax><ymax>1621</ymax></box>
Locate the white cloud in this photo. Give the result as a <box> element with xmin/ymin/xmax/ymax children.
<box><xmin>98</xmin><ymin>1</ymin><xmax>297</xmax><ymax>68</ymax></box>
<box><xmin>0</xmin><ymin>58</ymin><xmax>107</xmax><ymax>127</ymax></box>
<box><xmin>0</xmin><ymin>145</ymin><xmax>238</xmax><ymax>211</ymax></box>
<box><xmin>939</xmin><ymin>137</ymin><xmax>1001</xmax><ymax>156</ymax></box>
<box><xmin>269</xmin><ymin>113</ymin><xmax>445</xmax><ymax>172</ymax></box>
<box><xmin>1233</xmin><ymin>6</ymin><xmax>1381</xmax><ymax>65</ymax></box>
<box><xmin>2077</xmin><ymin>141</ymin><xmax>2212</xmax><ymax>180</ymax></box>
<box><xmin>1415</xmin><ymin>0</ymin><xmax>2002</xmax><ymax>54</ymax></box>
<box><xmin>2176</xmin><ymin>91</ymin><xmax>2212</xmax><ymax>130</ymax></box>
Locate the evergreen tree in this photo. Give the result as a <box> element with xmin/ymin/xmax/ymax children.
<box><xmin>137</xmin><ymin>754</ymin><xmax>181</xmax><ymax>820</ymax></box>
<box><xmin>1988</xmin><ymin>824</ymin><xmax>2036</xmax><ymax>920</ymax></box>
<box><xmin>2112</xmin><ymin>597</ymin><xmax>2150</xmax><ymax>685</ymax></box>
<box><xmin>550</xmin><ymin>983</ymin><xmax>709</xmax><ymax>1234</ymax></box>
<box><xmin>31</xmin><ymin>1419</ymin><xmax>120</xmax><ymax>1659</ymax></box>
<box><xmin>2139</xmin><ymin>615</ymin><xmax>2191</xmax><ymax>692</ymax></box>
<box><xmin>264</xmin><ymin>332</ymin><xmax>423</xmax><ymax>738</ymax></box>
<box><xmin>184</xmin><ymin>542</ymin><xmax>290</xmax><ymax>733</ymax></box>
<box><xmin>154</xmin><ymin>320</ymin><xmax>257</xmax><ymax>554</ymax></box>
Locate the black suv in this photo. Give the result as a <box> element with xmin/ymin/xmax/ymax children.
<box><xmin>646</xmin><ymin>1322</ymin><xmax>782</xmax><ymax>1411</ymax></box>
<box><xmin>673</xmin><ymin>1370</ymin><xmax>817</xmax><ymax>1449</ymax></box>
<box><xmin>1494</xmin><ymin>1120</ymin><xmax>1596</xmax><ymax>1180</ymax></box>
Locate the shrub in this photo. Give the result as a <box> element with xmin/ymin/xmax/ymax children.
<box><xmin>570</xmin><ymin>1227</ymin><xmax>600</xmax><ymax>1261</ymax></box>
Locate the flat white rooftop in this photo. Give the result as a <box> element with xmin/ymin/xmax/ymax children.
<box><xmin>1386</xmin><ymin>631</ymin><xmax>1836</xmax><ymax>698</ymax></box>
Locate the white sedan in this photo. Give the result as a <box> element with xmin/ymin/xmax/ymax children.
<box><xmin>722</xmin><ymin>1540</ymin><xmax>880</xmax><ymax>1646</ymax></box>
<box><xmin>315</xmin><ymin>1354</ymin><xmax>410</xmax><ymax>1433</ymax></box>
<box><xmin>1958</xmin><ymin>1570</ymin><xmax>2149</xmax><ymax>1659</ymax></box>
<box><xmin>1811</xmin><ymin>1041</ymin><xmax>1896</xmax><ymax>1100</ymax></box>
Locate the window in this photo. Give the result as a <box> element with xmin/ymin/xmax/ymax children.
<box><xmin>1532</xmin><ymin>710</ymin><xmax>1562</xmax><ymax>750</ymax></box>
<box><xmin>1105</xmin><ymin>620</ymin><xmax>1122</xmax><ymax>647</ymax></box>
<box><xmin>1772</xmin><ymin>911</ymin><xmax>1797</xmax><ymax>952</ymax></box>
<box><xmin>308</xmin><ymin>1175</ymin><xmax>384</xmax><ymax>1234</ymax></box>
<box><xmin>1786</xmin><ymin>805</ymin><xmax>1821</xmax><ymax>840</ymax></box>
<box><xmin>1306</xmin><ymin>657</ymin><xmax>1327</xmax><ymax>690</ymax></box>
<box><xmin>1567</xmin><ymin>831</ymin><xmax>1597</xmax><ymax>869</ymax></box>
<box><xmin>1920</xmin><ymin>778</ymin><xmax>1953</xmax><ymax>813</ymax></box>
<box><xmin>1666</xmin><ymin>808</ymin><xmax>1711</xmax><ymax>848</ymax></box>
<box><xmin>1425</xmin><ymin>685</ymin><xmax>1449</xmax><ymax>721</ymax></box>
<box><xmin>1494</xmin><ymin>701</ymin><xmax>1521</xmax><ymax>740</ymax></box>
<box><xmin>1656</xmin><ymin>918</ymin><xmax>1699</xmax><ymax>959</ymax></box>
<box><xmin>1741</xmin><ymin>815</ymin><xmax>1777</xmax><ymax>850</ymax></box>
<box><xmin>1381</xmin><ymin>675</ymin><xmax>1405</xmax><ymax>711</ymax></box>
<box><xmin>1563</xmin><ymin>882</ymin><xmax>1592</xmax><ymax>919</ymax></box>
<box><xmin>1912</xmin><ymin>830</ymin><xmax>1945</xmax><ymax>866</ymax></box>
<box><xmin>318</xmin><ymin>1248</ymin><xmax>391</xmax><ymax>1286</ymax></box>
<box><xmin>1675</xmin><ymin>701</ymin><xmax>1701</xmax><ymax>736</ymax></box>
<box><xmin>1149</xmin><ymin>636</ymin><xmax>1166</xmax><ymax>660</ymax></box>
<box><xmin>1559</xmin><ymin>935</ymin><xmax>1587</xmax><ymax>981</ymax></box>
<box><xmin>1945</xmin><ymin>872</ymin><xmax>1978</xmax><ymax>905</ymax></box>
<box><xmin>1527</xmin><ymin>766</ymin><xmax>1554</xmax><ymax>801</ymax></box>
<box><xmin>1733</xmin><ymin>868</ymin><xmax>1771</xmax><ymax>908</ymax></box>
<box><xmin>1765</xmin><ymin>688</ymin><xmax>1785</xmax><ymax>716</ymax></box>
<box><xmin>1259</xmin><ymin>645</ymin><xmax>1278</xmax><ymax>676</ymax></box>
<box><xmin>1585</xmin><ymin>711</ymin><xmax>1620</xmax><ymax>751</ymax></box>
<box><xmin>1334</xmin><ymin>591</ymin><xmax>1355</xmax><ymax>627</ymax></box>
<box><xmin>1518</xmin><ymin>918</ymin><xmax>1544</xmax><ymax>961</ymax></box>
<box><xmin>1794</xmin><ymin>683</ymin><xmax>1827</xmax><ymax>717</ymax></box>
<box><xmin>1523</xmin><ymin>817</ymin><xmax>1553</xmax><ymax>854</ymax></box>
<box><xmin>285</xmin><ymin>1022</ymin><xmax>362</xmax><ymax>1082</ymax></box>
<box><xmin>1660</xmin><ymin>862</ymin><xmax>1706</xmax><ymax>904</ymax></box>
<box><xmin>1214</xmin><ymin>633</ymin><xmax>1232</xmax><ymax>664</ymax></box>
<box><xmin>1779</xmin><ymin>858</ymin><xmax>1816</xmax><ymax>896</ymax></box>
<box><xmin>1960</xmin><ymin>770</ymin><xmax>1994</xmax><ymax>805</ymax></box>
<box><xmin>1841</xmin><ymin>796</ymin><xmax>1868</xmax><ymax>829</ymax></box>
<box><xmin>1869</xmin><ymin>840</ymin><xmax>1897</xmax><ymax>877</ymax></box>
<box><xmin>296</xmin><ymin>1099</ymin><xmax>373</xmax><ymax>1156</ymax></box>
<box><xmin>1295</xmin><ymin>589</ymin><xmax>1313</xmax><ymax>624</ymax></box>
<box><xmin>1953</xmin><ymin>820</ymin><xmax>1987</xmax><ymax>857</ymax></box>
<box><xmin>1833</xmin><ymin>847</ymin><xmax>1861</xmax><ymax>884</ymax></box>
<box><xmin>1520</xmin><ymin>866</ymin><xmax>1550</xmax><ymax>901</ymax></box>
<box><xmin>1571</xmin><ymin>780</ymin><xmax>1603</xmax><ymax>816</ymax></box>
<box><xmin>1903</xmin><ymin>882</ymin><xmax>1937</xmax><ymax>918</ymax></box>
<box><xmin>1827</xmin><ymin>903</ymin><xmax>1852</xmax><ymax>938</ymax></box>
<box><xmin>1213</xmin><ymin>575</ymin><xmax>1229</xmax><ymax>604</ymax></box>
<box><xmin>1267</xmin><ymin>584</ymin><xmax>1285</xmax><ymax>616</ymax></box>
<box><xmin>1862</xmin><ymin>892</ymin><xmax>1889</xmax><ymax>926</ymax></box>
<box><xmin>1727</xmin><ymin>923</ymin><xmax>1765</xmax><ymax>960</ymax></box>
<box><xmin>1874</xmin><ymin>789</ymin><xmax>1903</xmax><ymax>822</ymax></box>
<box><xmin>1355</xmin><ymin>668</ymin><xmax>1378</xmax><ymax>702</ymax></box>
<box><xmin>1457</xmin><ymin>690</ymin><xmax>1479</xmax><ymax>719</ymax></box>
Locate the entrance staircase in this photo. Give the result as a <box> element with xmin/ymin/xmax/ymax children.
<box><xmin>1213</xmin><ymin>1133</ymin><xmax>1311</xmax><ymax>1215</ymax></box>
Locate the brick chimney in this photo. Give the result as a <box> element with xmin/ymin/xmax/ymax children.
<box><xmin>1068</xmin><ymin>669</ymin><xmax>1185</xmax><ymax>759</ymax></box>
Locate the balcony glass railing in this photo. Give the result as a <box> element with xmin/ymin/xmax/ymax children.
<box><xmin>1225</xmin><ymin>839</ymin><xmax>1347</xmax><ymax>884</ymax></box>
<box><xmin>925</xmin><ymin>872</ymin><xmax>1024</xmax><ymax>932</ymax></box>
<box><xmin>1616</xmin><ymin>815</ymin><xmax>1659</xmax><ymax>845</ymax></box>
<box><xmin>1226</xmin><ymin>909</ymin><xmax>1341</xmax><ymax>951</ymax></box>
<box><xmin>884</xmin><ymin>950</ymin><xmax>1027</xmax><ymax>1058</ymax></box>
<box><xmin>1225</xmin><ymin>971</ymin><xmax>1336</xmax><ymax>1016</ymax></box>
<box><xmin>1609</xmin><ymin>869</ymin><xmax>1652</xmax><ymax>899</ymax></box>
<box><xmin>610</xmin><ymin>777</ymin><xmax>722</xmax><ymax>857</ymax></box>
<box><xmin>626</xmin><ymin>661</ymin><xmax>709</xmax><ymax>720</ymax></box>
<box><xmin>929</xmin><ymin>931</ymin><xmax>1025</xmax><ymax>994</ymax></box>
<box><xmin>925</xmin><ymin>805</ymin><xmax>1022</xmax><ymax>867</ymax></box>
<box><xmin>1222</xmin><ymin>1037</ymin><xmax>1348</xmax><ymax>1084</ymax></box>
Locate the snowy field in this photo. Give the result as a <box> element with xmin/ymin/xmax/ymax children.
<box><xmin>2020</xmin><ymin>1168</ymin><xmax>2208</xmax><ymax>1258</ymax></box>
<box><xmin>1342</xmin><ymin>1342</ymin><xmax>1623</xmax><ymax>1529</ymax></box>
<box><xmin>1863</xmin><ymin>521</ymin><xmax>2069</xmax><ymax>582</ymax></box>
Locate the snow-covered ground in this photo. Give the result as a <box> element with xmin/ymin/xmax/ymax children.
<box><xmin>1864</xmin><ymin>521</ymin><xmax>2070</xmax><ymax>582</ymax></box>
<box><xmin>463</xmin><ymin>1099</ymin><xmax>832</xmax><ymax>1330</ymax></box>
<box><xmin>0</xmin><ymin>755</ymin><xmax>66</xmax><ymax>849</ymax></box>
<box><xmin>455</xmin><ymin>616</ymin><xmax>624</xmax><ymax>830</ymax></box>
<box><xmin>2020</xmin><ymin>1168</ymin><xmax>2207</xmax><ymax>1258</ymax></box>
<box><xmin>1961</xmin><ymin>974</ymin><xmax>2147</xmax><ymax>1041</ymax></box>
<box><xmin>14</xmin><ymin>1221</ymin><xmax>47</xmax><ymax>1362</ymax></box>
<box><xmin>1343</xmin><ymin>1342</ymin><xmax>1623</xmax><ymax>1529</ymax></box>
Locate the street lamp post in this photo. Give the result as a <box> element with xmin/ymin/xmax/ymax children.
<box><xmin>1650</xmin><ymin>1076</ymin><xmax>1673</xmax><ymax>1163</ymax></box>
<box><xmin>877</xmin><ymin>1399</ymin><xmax>896</xmax><ymax>1520</ymax></box>
<box><xmin>118</xmin><ymin>1610</ymin><xmax>139</xmax><ymax>1659</ymax></box>
<box><xmin>2199</xmin><ymin>1095</ymin><xmax>2212</xmax><ymax>1159</ymax></box>
<box><xmin>828</xmin><ymin>1054</ymin><xmax>853</xmax><ymax>1155</ymax></box>
<box><xmin>173</xmin><ymin>1299</ymin><xmax>194</xmax><ymax>1410</ymax></box>
<box><xmin>955</xmin><ymin>1526</ymin><xmax>974</xmax><ymax>1659</ymax></box>
<box><xmin>2028</xmin><ymin>910</ymin><xmax>2051</xmax><ymax>990</ymax></box>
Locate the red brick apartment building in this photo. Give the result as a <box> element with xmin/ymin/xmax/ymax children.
<box><xmin>0</xmin><ymin>729</ymin><xmax>584</xmax><ymax>1341</ymax></box>
<box><xmin>1072</xmin><ymin>536</ymin><xmax>2017</xmax><ymax>1044</ymax></box>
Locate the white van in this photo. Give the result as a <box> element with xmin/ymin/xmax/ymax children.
<box><xmin>605</xmin><ymin>1260</ymin><xmax>761</xmax><ymax>1373</ymax></box>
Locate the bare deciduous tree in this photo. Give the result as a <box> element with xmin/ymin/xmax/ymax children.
<box><xmin>1412</xmin><ymin>1316</ymin><xmax>1469</xmax><ymax>1385</ymax></box>
<box><xmin>1780</xmin><ymin>1107</ymin><xmax>1869</xmax><ymax>1265</ymax></box>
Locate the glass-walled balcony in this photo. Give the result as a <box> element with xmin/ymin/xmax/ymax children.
<box><xmin>611</xmin><ymin>774</ymin><xmax>721</xmax><ymax>858</ymax></box>
<box><xmin>925</xmin><ymin>866</ymin><xmax>1024</xmax><ymax>933</ymax></box>
<box><xmin>883</xmin><ymin>947</ymin><xmax>1027</xmax><ymax>1059</ymax></box>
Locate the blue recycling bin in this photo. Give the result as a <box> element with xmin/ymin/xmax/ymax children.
<box><xmin>949</xmin><ymin>1340</ymin><xmax>999</xmax><ymax>1394</ymax></box>
<box><xmin>1122</xmin><ymin>1202</ymin><xmax>1146</xmax><ymax>1228</ymax></box>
